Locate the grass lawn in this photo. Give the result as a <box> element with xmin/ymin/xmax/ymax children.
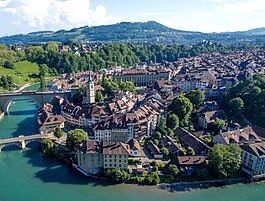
<box><xmin>0</xmin><ymin>60</ymin><xmax>39</xmax><ymax>87</ymax></box>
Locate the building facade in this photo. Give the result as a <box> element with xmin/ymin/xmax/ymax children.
<box><xmin>241</xmin><ymin>141</ymin><xmax>265</xmax><ymax>176</ymax></box>
<box><xmin>77</xmin><ymin>140</ymin><xmax>130</xmax><ymax>175</ymax></box>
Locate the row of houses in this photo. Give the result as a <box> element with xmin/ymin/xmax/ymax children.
<box><xmin>58</xmin><ymin>91</ymin><xmax>165</xmax><ymax>142</ymax></box>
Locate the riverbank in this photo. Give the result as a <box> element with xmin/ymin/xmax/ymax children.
<box><xmin>159</xmin><ymin>178</ymin><xmax>247</xmax><ymax>192</ymax></box>
<box><xmin>14</xmin><ymin>83</ymin><xmax>31</xmax><ymax>92</ymax></box>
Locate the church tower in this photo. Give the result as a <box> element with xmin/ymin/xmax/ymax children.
<box><xmin>83</xmin><ymin>70</ymin><xmax>95</xmax><ymax>104</ymax></box>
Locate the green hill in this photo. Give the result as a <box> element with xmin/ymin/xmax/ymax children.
<box><xmin>0</xmin><ymin>61</ymin><xmax>39</xmax><ymax>86</ymax></box>
<box><xmin>0</xmin><ymin>21</ymin><xmax>264</xmax><ymax>45</ymax></box>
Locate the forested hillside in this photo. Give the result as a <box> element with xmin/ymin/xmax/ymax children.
<box><xmin>0</xmin><ymin>21</ymin><xmax>264</xmax><ymax>45</ymax></box>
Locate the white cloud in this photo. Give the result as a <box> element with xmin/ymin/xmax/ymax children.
<box><xmin>0</xmin><ymin>0</ymin><xmax>118</xmax><ymax>32</ymax></box>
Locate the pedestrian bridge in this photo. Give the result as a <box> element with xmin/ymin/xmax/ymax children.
<box><xmin>0</xmin><ymin>134</ymin><xmax>49</xmax><ymax>152</ymax></box>
<box><xmin>0</xmin><ymin>90</ymin><xmax>72</xmax><ymax>113</ymax></box>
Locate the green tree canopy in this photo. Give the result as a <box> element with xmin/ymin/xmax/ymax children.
<box><xmin>153</xmin><ymin>131</ymin><xmax>162</xmax><ymax>140</ymax></box>
<box><xmin>169</xmin><ymin>95</ymin><xmax>193</xmax><ymax>126</ymax></box>
<box><xmin>41</xmin><ymin>138</ymin><xmax>54</xmax><ymax>155</ymax></box>
<box><xmin>229</xmin><ymin>97</ymin><xmax>244</xmax><ymax>117</ymax></box>
<box><xmin>105</xmin><ymin>169</ymin><xmax>130</xmax><ymax>183</ymax></box>
<box><xmin>185</xmin><ymin>89</ymin><xmax>205</xmax><ymax>109</ymax></box>
<box><xmin>119</xmin><ymin>81</ymin><xmax>136</xmax><ymax>94</ymax></box>
<box><xmin>160</xmin><ymin>147</ymin><xmax>169</xmax><ymax>156</ymax></box>
<box><xmin>211</xmin><ymin>118</ymin><xmax>227</xmax><ymax>133</ymax></box>
<box><xmin>208</xmin><ymin>144</ymin><xmax>241</xmax><ymax>178</ymax></box>
<box><xmin>186</xmin><ymin>147</ymin><xmax>195</xmax><ymax>156</ymax></box>
<box><xmin>166</xmin><ymin>113</ymin><xmax>179</xmax><ymax>131</ymax></box>
<box><xmin>95</xmin><ymin>91</ymin><xmax>104</xmax><ymax>103</ymax></box>
<box><xmin>144</xmin><ymin>172</ymin><xmax>160</xmax><ymax>185</ymax></box>
<box><xmin>54</xmin><ymin>126</ymin><xmax>63</xmax><ymax>138</ymax></box>
<box><xmin>66</xmin><ymin>129</ymin><xmax>88</xmax><ymax>150</ymax></box>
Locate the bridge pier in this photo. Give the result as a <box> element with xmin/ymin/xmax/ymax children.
<box><xmin>0</xmin><ymin>145</ymin><xmax>3</xmax><ymax>152</ymax></box>
<box><xmin>20</xmin><ymin>140</ymin><xmax>26</xmax><ymax>149</ymax></box>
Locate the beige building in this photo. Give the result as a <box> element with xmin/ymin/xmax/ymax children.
<box><xmin>112</xmin><ymin>68</ymin><xmax>170</xmax><ymax>86</ymax></box>
<box><xmin>241</xmin><ymin>141</ymin><xmax>265</xmax><ymax>176</ymax></box>
<box><xmin>77</xmin><ymin>140</ymin><xmax>130</xmax><ymax>175</ymax></box>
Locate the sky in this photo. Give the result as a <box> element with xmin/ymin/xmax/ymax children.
<box><xmin>0</xmin><ymin>0</ymin><xmax>264</xmax><ymax>36</ymax></box>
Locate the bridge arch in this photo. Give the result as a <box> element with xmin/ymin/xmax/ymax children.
<box><xmin>2</xmin><ymin>96</ymin><xmax>42</xmax><ymax>114</ymax></box>
<box><xmin>0</xmin><ymin>143</ymin><xmax>24</xmax><ymax>152</ymax></box>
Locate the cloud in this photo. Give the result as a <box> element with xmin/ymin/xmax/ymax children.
<box><xmin>0</xmin><ymin>0</ymin><xmax>118</xmax><ymax>32</ymax></box>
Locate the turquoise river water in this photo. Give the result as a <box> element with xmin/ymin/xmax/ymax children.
<box><xmin>0</xmin><ymin>97</ymin><xmax>265</xmax><ymax>201</ymax></box>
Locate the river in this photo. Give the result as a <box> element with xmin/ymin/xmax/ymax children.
<box><xmin>0</xmin><ymin>97</ymin><xmax>265</xmax><ymax>201</ymax></box>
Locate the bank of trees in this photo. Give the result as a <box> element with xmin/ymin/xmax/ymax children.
<box><xmin>222</xmin><ymin>74</ymin><xmax>265</xmax><ymax>126</ymax></box>
<box><xmin>208</xmin><ymin>144</ymin><xmax>241</xmax><ymax>178</ymax></box>
<box><xmin>0</xmin><ymin>75</ymin><xmax>15</xmax><ymax>90</ymax></box>
<box><xmin>1</xmin><ymin>42</ymin><xmax>258</xmax><ymax>76</ymax></box>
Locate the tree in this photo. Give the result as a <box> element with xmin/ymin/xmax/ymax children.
<box><xmin>104</xmin><ymin>80</ymin><xmax>119</xmax><ymax>96</ymax></box>
<box><xmin>54</xmin><ymin>126</ymin><xmax>63</xmax><ymax>138</ymax></box>
<box><xmin>105</xmin><ymin>169</ymin><xmax>130</xmax><ymax>183</ymax></box>
<box><xmin>66</xmin><ymin>129</ymin><xmax>88</xmax><ymax>150</ymax></box>
<box><xmin>169</xmin><ymin>95</ymin><xmax>193</xmax><ymax>126</ymax></box>
<box><xmin>185</xmin><ymin>89</ymin><xmax>205</xmax><ymax>109</ymax></box>
<box><xmin>153</xmin><ymin>131</ymin><xmax>162</xmax><ymax>140</ymax></box>
<box><xmin>40</xmin><ymin>76</ymin><xmax>46</xmax><ymax>91</ymax></box>
<box><xmin>39</xmin><ymin>64</ymin><xmax>48</xmax><ymax>77</ymax></box>
<box><xmin>3</xmin><ymin>60</ymin><xmax>14</xmax><ymax>69</ymax></box>
<box><xmin>168</xmin><ymin>164</ymin><xmax>179</xmax><ymax>176</ymax></box>
<box><xmin>41</xmin><ymin>138</ymin><xmax>54</xmax><ymax>155</ymax></box>
<box><xmin>144</xmin><ymin>172</ymin><xmax>160</xmax><ymax>185</ymax></box>
<box><xmin>229</xmin><ymin>97</ymin><xmax>244</xmax><ymax>117</ymax></box>
<box><xmin>119</xmin><ymin>81</ymin><xmax>136</xmax><ymax>94</ymax></box>
<box><xmin>159</xmin><ymin>115</ymin><xmax>166</xmax><ymax>128</ymax></box>
<box><xmin>186</xmin><ymin>147</ymin><xmax>195</xmax><ymax>156</ymax></box>
<box><xmin>166</xmin><ymin>113</ymin><xmax>179</xmax><ymax>131</ymax></box>
<box><xmin>212</xmin><ymin>118</ymin><xmax>227</xmax><ymax>133</ymax></box>
<box><xmin>95</xmin><ymin>91</ymin><xmax>104</xmax><ymax>103</ymax></box>
<box><xmin>160</xmin><ymin>148</ymin><xmax>169</xmax><ymax>156</ymax></box>
<box><xmin>208</xmin><ymin>144</ymin><xmax>241</xmax><ymax>178</ymax></box>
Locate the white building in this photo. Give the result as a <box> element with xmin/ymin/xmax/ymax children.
<box><xmin>241</xmin><ymin>141</ymin><xmax>265</xmax><ymax>176</ymax></box>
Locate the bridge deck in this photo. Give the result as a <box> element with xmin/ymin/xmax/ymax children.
<box><xmin>0</xmin><ymin>134</ymin><xmax>48</xmax><ymax>145</ymax></box>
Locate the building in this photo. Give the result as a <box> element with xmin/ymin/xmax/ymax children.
<box><xmin>147</xmin><ymin>142</ymin><xmax>163</xmax><ymax>159</ymax></box>
<box><xmin>83</xmin><ymin>74</ymin><xmax>95</xmax><ymax>104</ymax></box>
<box><xmin>177</xmin><ymin>156</ymin><xmax>207</xmax><ymax>176</ymax></box>
<box><xmin>37</xmin><ymin>103</ymin><xmax>65</xmax><ymax>134</ymax></box>
<box><xmin>213</xmin><ymin>126</ymin><xmax>265</xmax><ymax>145</ymax></box>
<box><xmin>94</xmin><ymin>114</ymin><xmax>134</xmax><ymax>143</ymax></box>
<box><xmin>174</xmin><ymin>128</ymin><xmax>210</xmax><ymax>155</ymax></box>
<box><xmin>198</xmin><ymin>110</ymin><xmax>227</xmax><ymax>129</ymax></box>
<box><xmin>111</xmin><ymin>67</ymin><xmax>170</xmax><ymax>87</ymax></box>
<box><xmin>77</xmin><ymin>140</ymin><xmax>130</xmax><ymax>175</ymax></box>
<box><xmin>127</xmin><ymin>139</ymin><xmax>143</xmax><ymax>157</ymax></box>
<box><xmin>241</xmin><ymin>141</ymin><xmax>265</xmax><ymax>176</ymax></box>
<box><xmin>159</xmin><ymin>135</ymin><xmax>184</xmax><ymax>155</ymax></box>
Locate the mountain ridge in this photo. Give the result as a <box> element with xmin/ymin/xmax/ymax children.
<box><xmin>0</xmin><ymin>21</ymin><xmax>264</xmax><ymax>45</ymax></box>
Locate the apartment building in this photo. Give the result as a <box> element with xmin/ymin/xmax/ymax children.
<box><xmin>77</xmin><ymin>140</ymin><xmax>130</xmax><ymax>175</ymax></box>
<box><xmin>241</xmin><ymin>141</ymin><xmax>265</xmax><ymax>176</ymax></box>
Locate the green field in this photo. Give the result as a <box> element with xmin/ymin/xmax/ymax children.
<box><xmin>0</xmin><ymin>60</ymin><xmax>39</xmax><ymax>86</ymax></box>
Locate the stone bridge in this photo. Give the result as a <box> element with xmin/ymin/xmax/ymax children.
<box><xmin>0</xmin><ymin>134</ymin><xmax>49</xmax><ymax>152</ymax></box>
<box><xmin>0</xmin><ymin>90</ymin><xmax>72</xmax><ymax>113</ymax></box>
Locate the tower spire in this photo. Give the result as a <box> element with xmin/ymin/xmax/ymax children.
<box><xmin>83</xmin><ymin>60</ymin><xmax>95</xmax><ymax>104</ymax></box>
